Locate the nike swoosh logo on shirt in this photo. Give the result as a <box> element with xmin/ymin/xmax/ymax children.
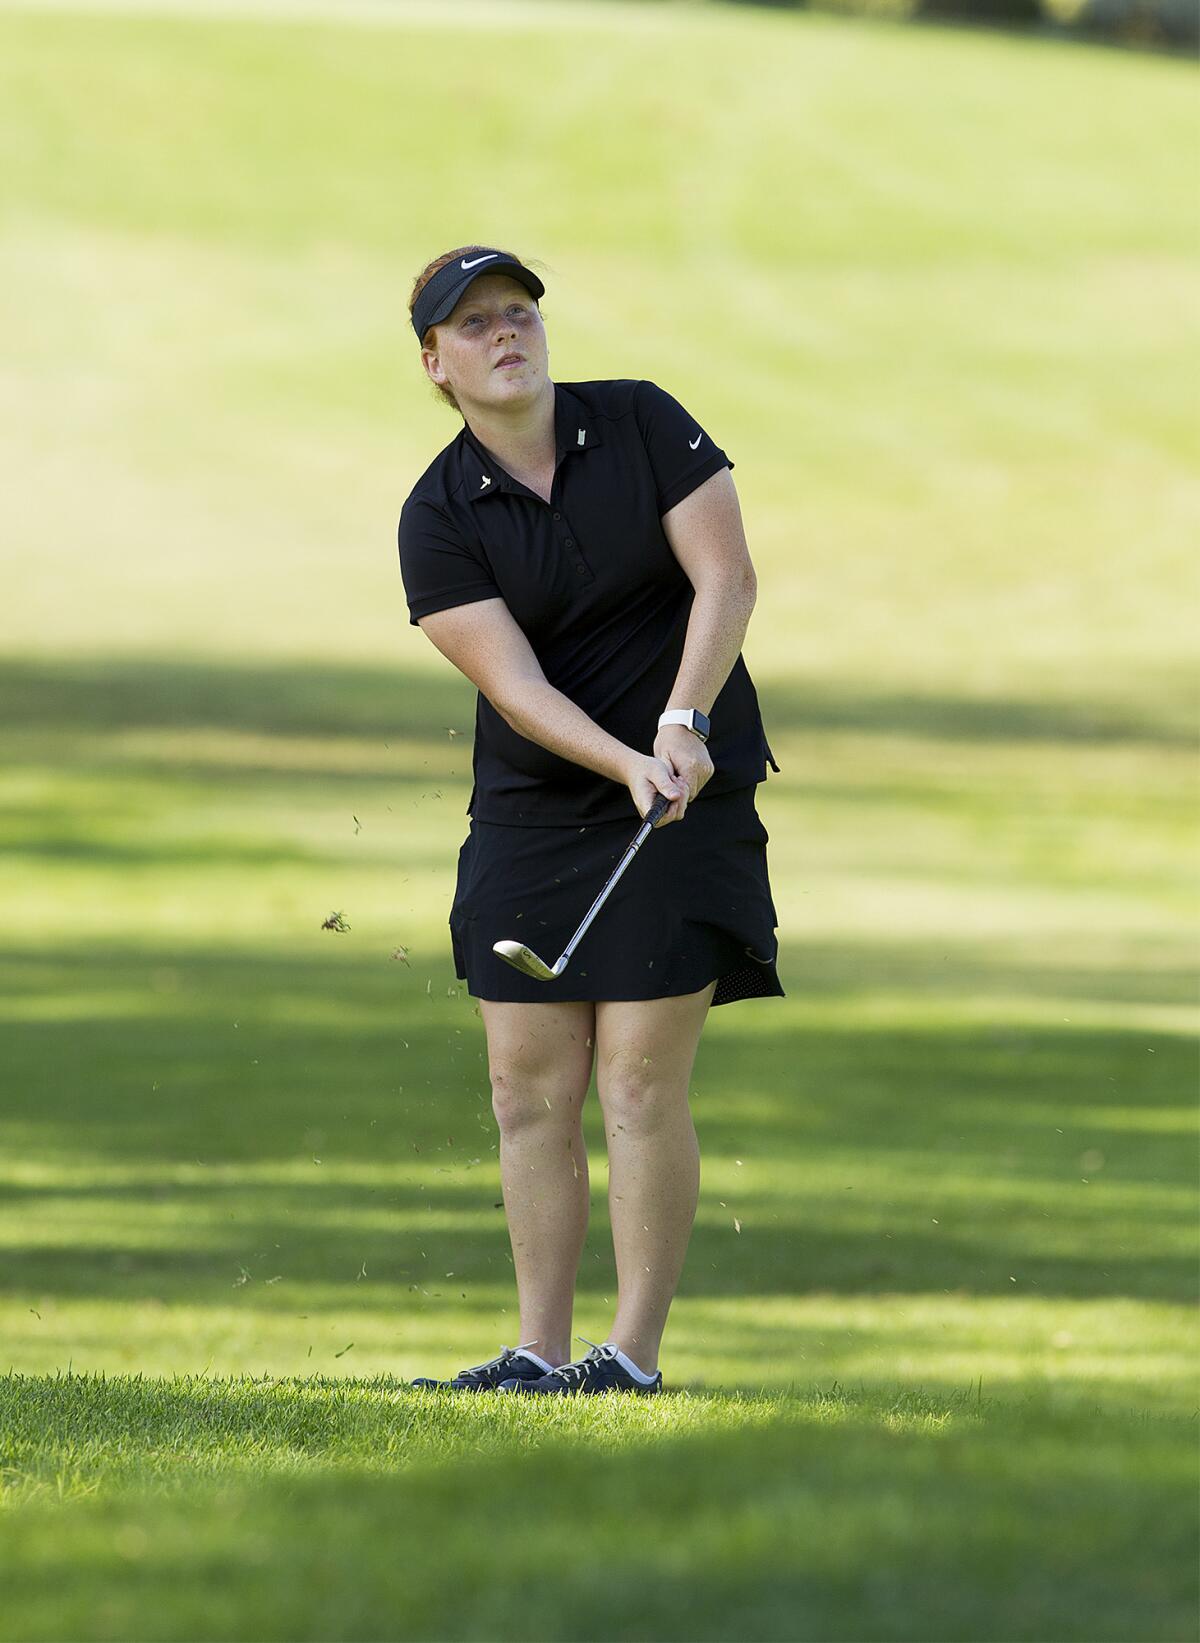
<box><xmin>461</xmin><ymin>254</ymin><xmax>499</xmax><ymax>270</ymax></box>
<box><xmin>688</xmin><ymin>434</ymin><xmax>702</xmax><ymax>450</ymax></box>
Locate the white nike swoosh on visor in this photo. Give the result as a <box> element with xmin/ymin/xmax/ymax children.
<box><xmin>688</xmin><ymin>434</ymin><xmax>702</xmax><ymax>449</ymax></box>
<box><xmin>461</xmin><ymin>254</ymin><xmax>500</xmax><ymax>270</ymax></box>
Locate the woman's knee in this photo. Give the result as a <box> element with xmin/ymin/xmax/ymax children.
<box><xmin>489</xmin><ymin>1067</ymin><xmax>588</xmax><ymax>1136</ymax></box>
<box><xmin>592</xmin><ymin>989</ymin><xmax>712</xmax><ymax>1136</ymax></box>
<box><xmin>481</xmin><ymin>1000</ymin><xmax>595</xmax><ymax>1135</ymax></box>
<box><xmin>595</xmin><ymin>1073</ymin><xmax>690</xmax><ymax>1137</ymax></box>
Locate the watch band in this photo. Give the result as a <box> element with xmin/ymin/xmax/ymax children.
<box><xmin>658</xmin><ymin>709</ymin><xmax>710</xmax><ymax>743</ymax></box>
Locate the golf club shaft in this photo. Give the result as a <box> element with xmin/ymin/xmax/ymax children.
<box><xmin>556</xmin><ymin>792</ymin><xmax>670</xmax><ymax>969</ymax></box>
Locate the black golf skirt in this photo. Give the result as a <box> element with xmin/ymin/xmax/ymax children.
<box><xmin>449</xmin><ymin>784</ymin><xmax>784</xmax><ymax>1007</ymax></box>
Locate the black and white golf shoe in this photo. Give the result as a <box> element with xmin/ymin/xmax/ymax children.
<box><xmin>411</xmin><ymin>1341</ymin><xmax>551</xmax><ymax>1392</ymax></box>
<box><xmin>498</xmin><ymin>1336</ymin><xmax>662</xmax><ymax>1396</ymax></box>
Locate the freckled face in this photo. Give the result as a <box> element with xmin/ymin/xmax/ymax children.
<box><xmin>421</xmin><ymin>274</ymin><xmax>548</xmax><ymax>412</ymax></box>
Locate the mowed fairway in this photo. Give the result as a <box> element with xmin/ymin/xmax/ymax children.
<box><xmin>0</xmin><ymin>2</ymin><xmax>1196</xmax><ymax>1639</ymax></box>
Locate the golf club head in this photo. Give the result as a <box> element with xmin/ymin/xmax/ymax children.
<box><xmin>492</xmin><ymin>940</ymin><xmax>561</xmax><ymax>981</ymax></box>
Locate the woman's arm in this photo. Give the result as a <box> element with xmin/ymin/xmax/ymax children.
<box><xmin>419</xmin><ymin>597</ymin><xmax>685</xmax><ymax>819</ymax></box>
<box><xmin>653</xmin><ymin>467</ymin><xmax>758</xmax><ymax>819</ymax></box>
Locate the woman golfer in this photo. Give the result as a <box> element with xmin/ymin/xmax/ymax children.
<box><xmin>398</xmin><ymin>246</ymin><xmax>783</xmax><ymax>1396</ymax></box>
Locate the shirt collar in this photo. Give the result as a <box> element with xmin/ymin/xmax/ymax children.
<box><xmin>553</xmin><ymin>383</ymin><xmax>603</xmax><ymax>459</ymax></box>
<box><xmin>463</xmin><ymin>383</ymin><xmax>602</xmax><ymax>503</ymax></box>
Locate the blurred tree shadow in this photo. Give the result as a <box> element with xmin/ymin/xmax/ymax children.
<box><xmin>2</xmin><ymin>648</ymin><xmax>1191</xmax><ymax>1338</ymax></box>
<box><xmin>0</xmin><ymin>938</ymin><xmax>1192</xmax><ymax>1308</ymax></box>
<box><xmin>714</xmin><ymin>0</ymin><xmax>1198</xmax><ymax>56</ymax></box>
<box><xmin>0</xmin><ymin>652</ymin><xmax>1188</xmax><ymax>751</ymax></box>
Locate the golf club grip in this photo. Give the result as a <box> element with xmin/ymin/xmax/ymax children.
<box><xmin>644</xmin><ymin>792</ymin><xmax>672</xmax><ymax>827</ymax></box>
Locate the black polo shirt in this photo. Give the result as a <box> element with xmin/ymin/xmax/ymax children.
<box><xmin>397</xmin><ymin>378</ymin><xmax>780</xmax><ymax>825</ymax></box>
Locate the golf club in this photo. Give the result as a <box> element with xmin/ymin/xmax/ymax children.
<box><xmin>493</xmin><ymin>791</ymin><xmax>673</xmax><ymax>980</ymax></box>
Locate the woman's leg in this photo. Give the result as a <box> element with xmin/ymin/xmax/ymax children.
<box><xmin>593</xmin><ymin>981</ymin><xmax>718</xmax><ymax>1374</ymax></box>
<box><xmin>480</xmin><ymin>997</ymin><xmax>596</xmax><ymax>1366</ymax></box>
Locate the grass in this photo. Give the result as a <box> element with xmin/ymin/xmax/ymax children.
<box><xmin>0</xmin><ymin>0</ymin><xmax>1197</xmax><ymax>1638</ymax></box>
<box><xmin>1</xmin><ymin>1380</ymin><xmax>1193</xmax><ymax>1640</ymax></box>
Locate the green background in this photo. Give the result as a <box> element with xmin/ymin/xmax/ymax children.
<box><xmin>0</xmin><ymin>2</ymin><xmax>1195</xmax><ymax>1638</ymax></box>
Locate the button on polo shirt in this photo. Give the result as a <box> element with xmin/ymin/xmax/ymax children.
<box><xmin>398</xmin><ymin>378</ymin><xmax>781</xmax><ymax>825</ymax></box>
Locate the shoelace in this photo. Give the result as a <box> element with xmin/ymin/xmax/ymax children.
<box><xmin>542</xmin><ymin>1335</ymin><xmax>621</xmax><ymax>1388</ymax></box>
<box><xmin>459</xmin><ymin>1340</ymin><xmax>542</xmax><ymax>1384</ymax></box>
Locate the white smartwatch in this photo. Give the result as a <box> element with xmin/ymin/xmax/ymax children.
<box><xmin>658</xmin><ymin>708</ymin><xmax>711</xmax><ymax>744</ymax></box>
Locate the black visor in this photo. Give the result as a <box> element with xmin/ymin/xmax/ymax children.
<box><xmin>412</xmin><ymin>250</ymin><xmax>545</xmax><ymax>342</ymax></box>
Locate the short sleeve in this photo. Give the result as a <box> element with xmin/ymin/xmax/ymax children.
<box><xmin>633</xmin><ymin>379</ymin><xmax>734</xmax><ymax>517</ymax></box>
<box><xmin>397</xmin><ymin>497</ymin><xmax>502</xmax><ymax>628</ymax></box>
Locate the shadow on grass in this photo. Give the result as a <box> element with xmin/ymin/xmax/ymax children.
<box><xmin>0</xmin><ymin>939</ymin><xmax>1193</xmax><ymax>1306</ymax></box>
<box><xmin>2</xmin><ymin>650</ymin><xmax>1193</xmax><ymax>1347</ymax></box>
<box><xmin>0</xmin><ymin>651</ymin><xmax>1190</xmax><ymax>750</ymax></box>
<box><xmin>715</xmin><ymin>1</ymin><xmax>1197</xmax><ymax>62</ymax></box>
<box><xmin>0</xmin><ymin>1374</ymin><xmax>1194</xmax><ymax>1642</ymax></box>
